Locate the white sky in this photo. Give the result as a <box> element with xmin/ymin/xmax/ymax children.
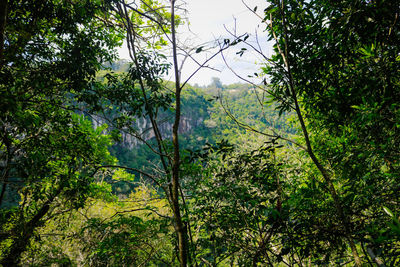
<box><xmin>180</xmin><ymin>0</ymin><xmax>272</xmax><ymax>86</ymax></box>
<box><xmin>119</xmin><ymin>0</ymin><xmax>272</xmax><ymax>86</ymax></box>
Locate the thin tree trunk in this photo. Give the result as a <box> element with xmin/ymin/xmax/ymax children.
<box><xmin>116</xmin><ymin>1</ymin><xmax>188</xmax><ymax>265</ymax></box>
<box><xmin>170</xmin><ymin>1</ymin><xmax>188</xmax><ymax>266</ymax></box>
<box><xmin>119</xmin><ymin>2</ymin><xmax>170</xmax><ymax>175</ymax></box>
<box><xmin>277</xmin><ymin>1</ymin><xmax>362</xmax><ymax>266</ymax></box>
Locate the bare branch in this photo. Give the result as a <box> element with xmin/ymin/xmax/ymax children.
<box><xmin>96</xmin><ymin>164</ymin><xmax>166</xmax><ymax>191</ymax></box>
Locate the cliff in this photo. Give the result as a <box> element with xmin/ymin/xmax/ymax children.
<box><xmin>92</xmin><ymin>87</ymin><xmax>211</xmax><ymax>149</ymax></box>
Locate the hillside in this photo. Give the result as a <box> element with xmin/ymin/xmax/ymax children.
<box><xmin>102</xmin><ymin>73</ymin><xmax>295</xmax><ymax>195</ymax></box>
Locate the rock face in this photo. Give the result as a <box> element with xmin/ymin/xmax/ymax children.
<box><xmin>91</xmin><ymin>87</ymin><xmax>211</xmax><ymax>149</ymax></box>
<box><xmin>93</xmin><ymin>113</ymin><xmax>205</xmax><ymax>149</ymax></box>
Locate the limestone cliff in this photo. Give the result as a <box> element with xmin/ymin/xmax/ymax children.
<box><xmin>92</xmin><ymin>107</ymin><xmax>208</xmax><ymax>149</ymax></box>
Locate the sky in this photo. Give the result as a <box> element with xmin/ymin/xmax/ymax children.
<box><xmin>119</xmin><ymin>0</ymin><xmax>272</xmax><ymax>86</ymax></box>
<box><xmin>180</xmin><ymin>0</ymin><xmax>272</xmax><ymax>86</ymax></box>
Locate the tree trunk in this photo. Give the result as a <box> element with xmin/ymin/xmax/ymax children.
<box><xmin>277</xmin><ymin>1</ymin><xmax>362</xmax><ymax>265</ymax></box>
<box><xmin>170</xmin><ymin>0</ymin><xmax>188</xmax><ymax>266</ymax></box>
<box><xmin>0</xmin><ymin>201</ymin><xmax>51</xmax><ymax>265</ymax></box>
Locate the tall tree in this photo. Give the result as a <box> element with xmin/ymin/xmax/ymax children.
<box><xmin>260</xmin><ymin>0</ymin><xmax>399</xmax><ymax>265</ymax></box>
<box><xmin>98</xmin><ymin>1</ymin><xmax>232</xmax><ymax>265</ymax></box>
<box><xmin>0</xmin><ymin>0</ymin><xmax>122</xmax><ymax>264</ymax></box>
<box><xmin>217</xmin><ymin>0</ymin><xmax>399</xmax><ymax>265</ymax></box>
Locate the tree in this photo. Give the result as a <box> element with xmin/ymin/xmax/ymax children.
<box><xmin>0</xmin><ymin>0</ymin><xmax>122</xmax><ymax>264</ymax></box>
<box><xmin>211</xmin><ymin>77</ymin><xmax>223</xmax><ymax>89</ymax></box>
<box><xmin>262</xmin><ymin>0</ymin><xmax>399</xmax><ymax>265</ymax></box>
<box><xmin>90</xmin><ymin>1</ymin><xmax>233</xmax><ymax>265</ymax></box>
<box><xmin>213</xmin><ymin>0</ymin><xmax>399</xmax><ymax>265</ymax></box>
<box><xmin>191</xmin><ymin>140</ymin><xmax>290</xmax><ymax>266</ymax></box>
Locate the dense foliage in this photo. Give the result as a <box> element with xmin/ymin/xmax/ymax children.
<box><xmin>1</xmin><ymin>0</ymin><xmax>399</xmax><ymax>266</ymax></box>
<box><xmin>262</xmin><ymin>0</ymin><xmax>400</xmax><ymax>265</ymax></box>
<box><xmin>0</xmin><ymin>0</ymin><xmax>122</xmax><ymax>264</ymax></box>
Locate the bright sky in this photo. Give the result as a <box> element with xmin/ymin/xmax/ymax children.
<box><xmin>180</xmin><ymin>0</ymin><xmax>272</xmax><ymax>86</ymax></box>
<box><xmin>119</xmin><ymin>0</ymin><xmax>272</xmax><ymax>86</ymax></box>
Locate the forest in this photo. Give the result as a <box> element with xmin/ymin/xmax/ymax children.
<box><xmin>0</xmin><ymin>0</ymin><xmax>399</xmax><ymax>266</ymax></box>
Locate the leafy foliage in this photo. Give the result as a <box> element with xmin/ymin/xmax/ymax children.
<box><xmin>2</xmin><ymin>0</ymin><xmax>400</xmax><ymax>266</ymax></box>
<box><xmin>0</xmin><ymin>0</ymin><xmax>122</xmax><ymax>264</ymax></box>
<box><xmin>261</xmin><ymin>0</ymin><xmax>400</xmax><ymax>265</ymax></box>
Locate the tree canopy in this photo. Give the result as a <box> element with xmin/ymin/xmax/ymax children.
<box><xmin>1</xmin><ymin>0</ymin><xmax>399</xmax><ymax>266</ymax></box>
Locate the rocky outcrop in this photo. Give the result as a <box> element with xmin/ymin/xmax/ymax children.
<box><xmin>93</xmin><ymin>113</ymin><xmax>205</xmax><ymax>149</ymax></box>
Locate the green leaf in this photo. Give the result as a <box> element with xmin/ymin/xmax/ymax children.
<box><xmin>383</xmin><ymin>206</ymin><xmax>394</xmax><ymax>217</ymax></box>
